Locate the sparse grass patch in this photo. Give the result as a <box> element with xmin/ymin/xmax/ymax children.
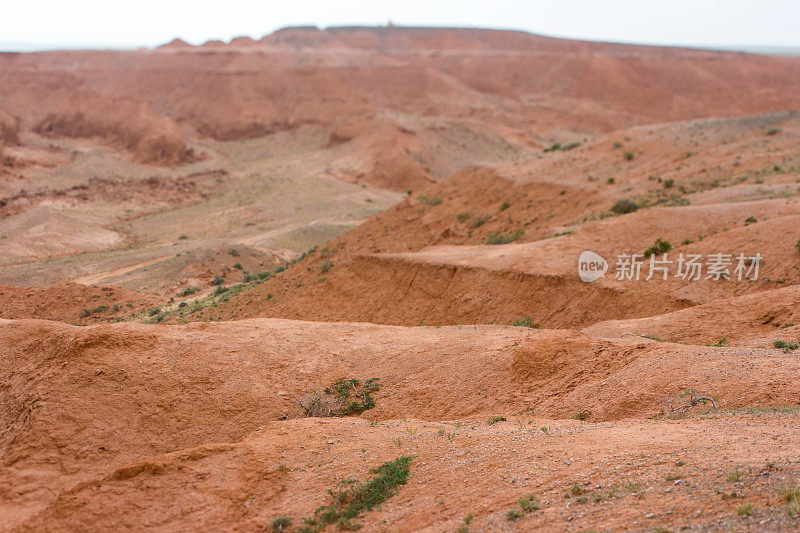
<box><xmin>737</xmin><ymin>502</ymin><xmax>755</xmax><ymax>517</ymax></box>
<box><xmin>486</xmin><ymin>229</ymin><xmax>524</xmax><ymax>244</ymax></box>
<box><xmin>81</xmin><ymin>305</ymin><xmax>109</xmax><ymax>317</ymax></box>
<box><xmin>211</xmin><ymin>275</ymin><xmax>224</xmax><ymax>286</ymax></box>
<box><xmin>778</xmin><ymin>483</ymin><xmax>800</xmax><ymax>516</ymax></box>
<box><xmin>487</xmin><ymin>415</ymin><xmax>506</xmax><ymax>425</ymax></box>
<box><xmin>471</xmin><ymin>215</ymin><xmax>489</xmax><ymax>228</ymax></box>
<box><xmin>623</xmin><ymin>150</ymin><xmax>635</xmax><ymax>161</ymax></box>
<box><xmin>456</xmin><ymin>212</ymin><xmax>471</xmax><ymax>221</ymax></box>
<box><xmin>270</xmin><ymin>515</ymin><xmax>291</xmax><ymax>531</ymax></box>
<box><xmin>418</xmin><ymin>194</ymin><xmax>442</xmax><ymax>206</ymax></box>
<box><xmin>318</xmin><ymin>259</ymin><xmax>333</xmax><ymax>273</ymax></box>
<box><xmin>500</xmin><ymin>200</ymin><xmax>510</xmax><ymax>211</ymax></box>
<box><xmin>298</xmin><ymin>456</ymin><xmax>412</xmax><ymax>532</ymax></box>
<box><xmin>726</xmin><ymin>469</ymin><xmax>744</xmax><ymax>483</ymax></box>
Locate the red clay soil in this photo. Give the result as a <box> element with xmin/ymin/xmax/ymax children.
<box><xmin>2</xmin><ymin>319</ymin><xmax>798</xmax><ymax>531</ymax></box>
<box><xmin>0</xmin><ymin>282</ymin><xmax>160</xmax><ymax>323</ymax></box>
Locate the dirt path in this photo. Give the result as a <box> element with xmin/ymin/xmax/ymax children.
<box><xmin>73</xmin><ymin>255</ymin><xmax>173</xmax><ymax>285</ymax></box>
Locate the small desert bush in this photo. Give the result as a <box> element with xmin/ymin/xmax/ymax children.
<box><xmin>513</xmin><ymin>316</ymin><xmax>539</xmax><ymax>328</ymax></box>
<box><xmin>211</xmin><ymin>275</ymin><xmax>224</xmax><ymax>286</ymax></box>
<box><xmin>623</xmin><ymin>150</ymin><xmax>635</xmax><ymax>161</ymax></box>
<box><xmin>643</xmin><ymin>238</ymin><xmax>672</xmax><ymax>257</ymax></box>
<box><xmin>518</xmin><ymin>493</ymin><xmax>541</xmax><ymax>512</ymax></box>
<box><xmin>611</xmin><ymin>198</ymin><xmax>639</xmax><ymax>214</ymax></box>
<box><xmin>179</xmin><ymin>286</ymin><xmax>200</xmax><ymax>297</ymax></box>
<box><xmin>318</xmin><ymin>259</ymin><xmax>333</xmax><ymax>273</ymax></box>
<box><xmin>295</xmin><ymin>378</ymin><xmax>380</xmax><ymax>418</ymax></box>
<box><xmin>487</xmin><ymin>415</ymin><xmax>506</xmax><ymax>425</ymax></box>
<box><xmin>773</xmin><ymin>339</ymin><xmax>799</xmax><ymax>352</ymax></box>
<box><xmin>543</xmin><ymin>142</ymin><xmax>561</xmax><ymax>152</ymax></box>
<box><xmin>573</xmin><ymin>409</ymin><xmax>590</xmax><ymax>421</ymax></box>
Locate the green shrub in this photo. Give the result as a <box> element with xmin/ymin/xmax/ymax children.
<box><xmin>643</xmin><ymin>238</ymin><xmax>672</xmax><ymax>257</ymax></box>
<box><xmin>773</xmin><ymin>340</ymin><xmax>799</xmax><ymax>352</ymax></box>
<box><xmin>500</xmin><ymin>200</ymin><xmax>510</xmax><ymax>211</ymax></box>
<box><xmin>513</xmin><ymin>316</ymin><xmax>539</xmax><ymax>328</ymax></box>
<box><xmin>298</xmin><ymin>457</ymin><xmax>412</xmax><ymax>532</ymax></box>
<box><xmin>213</xmin><ymin>285</ymin><xmax>229</xmax><ymax>296</ymax></box>
<box><xmin>663</xmin><ymin>178</ymin><xmax>674</xmax><ymax>188</ymax></box>
<box><xmin>179</xmin><ymin>286</ymin><xmax>200</xmax><ymax>297</ymax></box>
<box><xmin>297</xmin><ymin>378</ymin><xmax>381</xmax><ymax>418</ymax></box>
<box><xmin>623</xmin><ymin>150</ymin><xmax>635</xmax><ymax>161</ymax></box>
<box><xmin>611</xmin><ymin>198</ymin><xmax>639</xmax><ymax>214</ymax></box>
<box><xmin>543</xmin><ymin>143</ymin><xmax>561</xmax><ymax>152</ymax></box>
<box><xmin>506</xmin><ymin>508</ymin><xmax>523</xmax><ymax>521</ymax></box>
<box><xmin>80</xmin><ymin>305</ymin><xmax>109</xmax><ymax>318</ymax></box>
<box><xmin>518</xmin><ymin>494</ymin><xmax>541</xmax><ymax>512</ymax></box>
<box><xmin>211</xmin><ymin>275</ymin><xmax>224</xmax><ymax>286</ymax></box>
<box><xmin>487</xmin><ymin>416</ymin><xmax>506</xmax><ymax>425</ymax></box>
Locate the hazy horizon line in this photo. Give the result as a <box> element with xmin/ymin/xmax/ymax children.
<box><xmin>2</xmin><ymin>24</ymin><xmax>799</xmax><ymax>55</ymax></box>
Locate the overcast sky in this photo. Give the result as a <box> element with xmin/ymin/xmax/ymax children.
<box><xmin>2</xmin><ymin>0</ymin><xmax>798</xmax><ymax>51</ymax></box>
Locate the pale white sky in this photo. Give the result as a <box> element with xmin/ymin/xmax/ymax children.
<box><xmin>1</xmin><ymin>0</ymin><xmax>798</xmax><ymax>51</ymax></box>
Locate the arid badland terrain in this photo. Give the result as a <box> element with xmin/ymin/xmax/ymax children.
<box><xmin>2</xmin><ymin>26</ymin><xmax>800</xmax><ymax>532</ymax></box>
